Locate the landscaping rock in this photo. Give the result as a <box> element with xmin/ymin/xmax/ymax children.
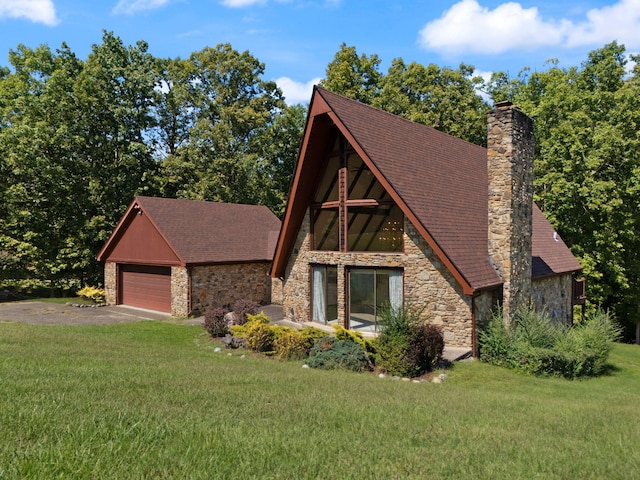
<box><xmin>221</xmin><ymin>334</ymin><xmax>246</xmax><ymax>349</ymax></box>
<box><xmin>224</xmin><ymin>311</ymin><xmax>237</xmax><ymax>326</ymax></box>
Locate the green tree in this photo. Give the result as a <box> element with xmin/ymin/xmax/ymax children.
<box><xmin>155</xmin><ymin>44</ymin><xmax>286</xmax><ymax>205</ymax></box>
<box><xmin>0</xmin><ymin>43</ymin><xmax>87</xmax><ymax>292</ymax></box>
<box><xmin>487</xmin><ymin>42</ymin><xmax>640</xmax><ymax>341</ymax></box>
<box><xmin>377</xmin><ymin>59</ymin><xmax>489</xmax><ymax>145</ymax></box>
<box><xmin>0</xmin><ymin>32</ymin><xmax>160</xmax><ymax>291</ymax></box>
<box><xmin>256</xmin><ymin>103</ymin><xmax>306</xmax><ymax>217</ymax></box>
<box><xmin>320</xmin><ymin>43</ymin><xmax>382</xmax><ymax>104</ymax></box>
<box><xmin>321</xmin><ymin>44</ymin><xmax>489</xmax><ymax>145</ymax></box>
<box><xmin>72</xmin><ymin>31</ymin><xmax>159</xmax><ymax>283</ymax></box>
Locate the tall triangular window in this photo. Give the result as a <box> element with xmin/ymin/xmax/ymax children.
<box><xmin>311</xmin><ymin>133</ymin><xmax>403</xmax><ymax>252</ymax></box>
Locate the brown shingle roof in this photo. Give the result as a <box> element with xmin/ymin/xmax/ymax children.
<box><xmin>316</xmin><ymin>88</ymin><xmax>501</xmax><ymax>289</ymax></box>
<box><xmin>271</xmin><ymin>86</ymin><xmax>580</xmax><ymax>290</ymax></box>
<box><xmin>532</xmin><ymin>204</ymin><xmax>582</xmax><ymax>277</ymax></box>
<box><xmin>100</xmin><ymin>197</ymin><xmax>281</xmax><ymax>265</ymax></box>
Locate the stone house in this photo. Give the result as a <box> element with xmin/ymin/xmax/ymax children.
<box><xmin>269</xmin><ymin>86</ymin><xmax>583</xmax><ymax>353</ymax></box>
<box><xmin>98</xmin><ymin>196</ymin><xmax>281</xmax><ymax>316</ymax></box>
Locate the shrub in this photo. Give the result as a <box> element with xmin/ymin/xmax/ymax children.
<box><xmin>307</xmin><ymin>336</ymin><xmax>372</xmax><ymax>372</ymax></box>
<box><xmin>232</xmin><ymin>299</ymin><xmax>261</xmax><ymax>325</ymax></box>
<box><xmin>274</xmin><ymin>327</ymin><xmax>326</xmax><ymax>360</ymax></box>
<box><xmin>479</xmin><ymin>307</ymin><xmax>621</xmax><ymax>379</ymax></box>
<box><xmin>511</xmin><ymin>307</ymin><xmax>558</xmax><ymax>349</ymax></box>
<box><xmin>274</xmin><ymin>328</ymin><xmax>308</xmax><ymax>360</ymax></box>
<box><xmin>374</xmin><ymin>304</ymin><xmax>443</xmax><ymax>377</ymax></box>
<box><xmin>203</xmin><ymin>307</ymin><xmax>230</xmax><ymax>338</ymax></box>
<box><xmin>478</xmin><ymin>316</ymin><xmax>512</xmax><ymax>367</ymax></box>
<box><xmin>76</xmin><ymin>286</ymin><xmax>105</xmax><ymax>303</ymax></box>
<box><xmin>231</xmin><ymin>312</ymin><xmax>274</xmax><ymax>353</ymax></box>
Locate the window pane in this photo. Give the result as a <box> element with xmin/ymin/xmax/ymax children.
<box><xmin>349</xmin><ymin>268</ymin><xmax>403</xmax><ymax>333</ymax></box>
<box><xmin>312</xmin><ymin>265</ymin><xmax>338</xmax><ymax>324</ymax></box>
<box><xmin>314</xmin><ymin>155</ymin><xmax>339</xmax><ymax>203</ymax></box>
<box><xmin>347</xmin><ymin>154</ymin><xmax>391</xmax><ymax>201</ymax></box>
<box><xmin>347</xmin><ymin>204</ymin><xmax>403</xmax><ymax>252</ymax></box>
<box><xmin>376</xmin><ymin>270</ymin><xmax>390</xmax><ymax>311</ymax></box>
<box><xmin>349</xmin><ymin>269</ymin><xmax>376</xmax><ymax>331</ymax></box>
<box><xmin>326</xmin><ymin>266</ymin><xmax>338</xmax><ymax>323</ymax></box>
<box><xmin>313</xmin><ymin>208</ymin><xmax>339</xmax><ymax>251</ymax></box>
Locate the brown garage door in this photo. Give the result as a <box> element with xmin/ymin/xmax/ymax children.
<box><xmin>119</xmin><ymin>265</ymin><xmax>172</xmax><ymax>312</ymax></box>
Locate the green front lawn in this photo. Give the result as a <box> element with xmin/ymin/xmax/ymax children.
<box><xmin>1</xmin><ymin>320</ymin><xmax>638</xmax><ymax>479</ymax></box>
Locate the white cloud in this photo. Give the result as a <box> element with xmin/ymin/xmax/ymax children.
<box><xmin>418</xmin><ymin>0</ymin><xmax>565</xmax><ymax>54</ymax></box>
<box><xmin>220</xmin><ymin>0</ymin><xmax>267</xmax><ymax>7</ymax></box>
<box><xmin>0</xmin><ymin>0</ymin><xmax>58</xmax><ymax>26</ymax></box>
<box><xmin>112</xmin><ymin>0</ymin><xmax>172</xmax><ymax>15</ymax></box>
<box><xmin>568</xmin><ymin>0</ymin><xmax>640</xmax><ymax>48</ymax></box>
<box><xmin>418</xmin><ymin>0</ymin><xmax>640</xmax><ymax>55</ymax></box>
<box><xmin>276</xmin><ymin>77</ymin><xmax>320</xmax><ymax>104</ymax></box>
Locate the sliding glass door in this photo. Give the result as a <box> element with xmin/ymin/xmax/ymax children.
<box><xmin>348</xmin><ymin>268</ymin><xmax>402</xmax><ymax>333</ymax></box>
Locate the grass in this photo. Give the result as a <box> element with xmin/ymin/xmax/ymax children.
<box><xmin>0</xmin><ymin>320</ymin><xmax>638</xmax><ymax>479</ymax></box>
<box><xmin>23</xmin><ymin>296</ymin><xmax>96</xmax><ymax>305</ymax></box>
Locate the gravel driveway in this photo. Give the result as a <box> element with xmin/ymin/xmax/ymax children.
<box><xmin>0</xmin><ymin>301</ymin><xmax>176</xmax><ymax>326</ymax></box>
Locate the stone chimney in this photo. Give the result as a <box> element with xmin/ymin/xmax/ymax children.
<box><xmin>487</xmin><ymin>101</ymin><xmax>534</xmax><ymax>322</ymax></box>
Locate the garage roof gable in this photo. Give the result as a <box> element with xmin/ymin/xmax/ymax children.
<box><xmin>98</xmin><ymin>197</ymin><xmax>282</xmax><ymax>266</ymax></box>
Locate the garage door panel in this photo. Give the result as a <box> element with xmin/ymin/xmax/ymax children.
<box><xmin>119</xmin><ymin>265</ymin><xmax>171</xmax><ymax>313</ymax></box>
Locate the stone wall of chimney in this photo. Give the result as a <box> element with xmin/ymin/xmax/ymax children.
<box><xmin>487</xmin><ymin>102</ymin><xmax>535</xmax><ymax>321</ymax></box>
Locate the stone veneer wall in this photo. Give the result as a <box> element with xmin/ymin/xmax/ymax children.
<box><xmin>281</xmin><ymin>210</ymin><xmax>474</xmax><ymax>347</ymax></box>
<box><xmin>190</xmin><ymin>262</ymin><xmax>272</xmax><ymax>315</ymax></box>
<box><xmin>487</xmin><ymin>103</ymin><xmax>534</xmax><ymax>322</ymax></box>
<box><xmin>171</xmin><ymin>266</ymin><xmax>190</xmax><ymax>317</ymax></box>
<box><xmin>270</xmin><ymin>277</ymin><xmax>283</xmax><ymax>305</ymax></box>
<box><xmin>104</xmin><ymin>261</ymin><xmax>117</xmax><ymax>305</ymax></box>
<box><xmin>532</xmin><ymin>274</ymin><xmax>574</xmax><ymax>325</ymax></box>
<box><xmin>473</xmin><ymin>289</ymin><xmax>497</xmax><ymax>332</ymax></box>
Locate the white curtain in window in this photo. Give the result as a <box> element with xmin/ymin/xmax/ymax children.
<box><xmin>389</xmin><ymin>270</ymin><xmax>403</xmax><ymax>312</ymax></box>
<box><xmin>312</xmin><ymin>266</ymin><xmax>326</xmax><ymax>323</ymax></box>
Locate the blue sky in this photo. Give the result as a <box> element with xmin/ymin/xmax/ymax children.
<box><xmin>0</xmin><ymin>0</ymin><xmax>639</xmax><ymax>104</ymax></box>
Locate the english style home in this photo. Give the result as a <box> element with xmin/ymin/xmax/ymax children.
<box><xmin>270</xmin><ymin>87</ymin><xmax>583</xmax><ymax>352</ymax></box>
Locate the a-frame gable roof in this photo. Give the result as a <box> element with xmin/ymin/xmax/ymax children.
<box><xmin>271</xmin><ymin>86</ymin><xmax>580</xmax><ymax>292</ymax></box>
<box><xmin>98</xmin><ymin>197</ymin><xmax>281</xmax><ymax>266</ymax></box>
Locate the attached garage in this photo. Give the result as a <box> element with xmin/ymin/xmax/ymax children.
<box><xmin>97</xmin><ymin>196</ymin><xmax>281</xmax><ymax>316</ymax></box>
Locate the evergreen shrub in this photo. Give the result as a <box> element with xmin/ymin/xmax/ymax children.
<box><xmin>307</xmin><ymin>336</ymin><xmax>372</xmax><ymax>372</ymax></box>
<box><xmin>76</xmin><ymin>286</ymin><xmax>106</xmax><ymax>303</ymax></box>
<box><xmin>231</xmin><ymin>312</ymin><xmax>274</xmax><ymax>352</ymax></box>
<box><xmin>274</xmin><ymin>327</ymin><xmax>326</xmax><ymax>360</ymax></box>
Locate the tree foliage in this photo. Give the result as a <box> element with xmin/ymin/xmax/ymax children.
<box><xmin>322</xmin><ymin>43</ymin><xmax>490</xmax><ymax>145</ymax></box>
<box><xmin>486</xmin><ymin>42</ymin><xmax>640</xmax><ymax>340</ymax></box>
<box><xmin>1</xmin><ymin>35</ymin><xmax>639</xmax><ymax>342</ymax></box>
<box><xmin>0</xmin><ymin>33</ymin><xmax>298</xmax><ymax>292</ymax></box>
